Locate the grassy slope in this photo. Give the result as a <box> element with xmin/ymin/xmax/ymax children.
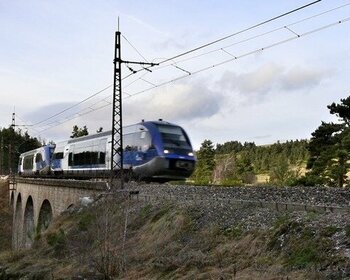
<box><xmin>1</xmin><ymin>198</ymin><xmax>350</xmax><ymax>279</ymax></box>
<box><xmin>0</xmin><ymin>180</ymin><xmax>12</xmax><ymax>252</ymax></box>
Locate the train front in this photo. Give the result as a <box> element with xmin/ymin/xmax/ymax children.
<box><xmin>134</xmin><ymin>121</ymin><xmax>196</xmax><ymax>181</ymax></box>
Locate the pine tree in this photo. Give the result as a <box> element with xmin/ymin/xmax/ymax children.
<box><xmin>306</xmin><ymin>96</ymin><xmax>350</xmax><ymax>187</ymax></box>
<box><xmin>192</xmin><ymin>139</ymin><xmax>215</xmax><ymax>184</ymax></box>
<box><xmin>70</xmin><ymin>125</ymin><xmax>89</xmax><ymax>138</ymax></box>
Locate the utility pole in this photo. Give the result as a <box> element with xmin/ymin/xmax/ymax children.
<box><xmin>110</xmin><ymin>26</ymin><xmax>157</xmax><ymax>190</ymax></box>
<box><xmin>9</xmin><ymin>112</ymin><xmax>16</xmax><ymax>191</ymax></box>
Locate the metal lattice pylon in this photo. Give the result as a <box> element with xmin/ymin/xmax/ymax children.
<box><xmin>110</xmin><ymin>31</ymin><xmax>124</xmax><ymax>189</ymax></box>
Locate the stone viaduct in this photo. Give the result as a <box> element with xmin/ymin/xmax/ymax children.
<box><xmin>10</xmin><ymin>178</ymin><xmax>106</xmax><ymax>249</ymax></box>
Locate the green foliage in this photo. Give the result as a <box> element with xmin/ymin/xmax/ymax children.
<box><xmin>269</xmin><ymin>218</ymin><xmax>335</xmax><ymax>269</ymax></box>
<box><xmin>70</xmin><ymin>125</ymin><xmax>89</xmax><ymax>138</ymax></box>
<box><xmin>269</xmin><ymin>154</ymin><xmax>301</xmax><ymax>185</ymax></box>
<box><xmin>307</xmin><ymin>96</ymin><xmax>350</xmax><ymax>187</ymax></box>
<box><xmin>46</xmin><ymin>228</ymin><xmax>66</xmax><ymax>255</ymax></box>
<box><xmin>221</xmin><ymin>225</ymin><xmax>244</xmax><ymax>239</ymax></box>
<box><xmin>0</xmin><ymin>127</ymin><xmax>41</xmax><ymax>174</ymax></box>
<box><xmin>321</xmin><ymin>226</ymin><xmax>339</xmax><ymax>237</ymax></box>
<box><xmin>78</xmin><ymin>212</ymin><xmax>94</xmax><ymax>231</ymax></box>
<box><xmin>192</xmin><ymin>139</ymin><xmax>215</xmax><ymax>184</ymax></box>
<box><xmin>292</xmin><ymin>174</ymin><xmax>325</xmax><ymax>186</ymax></box>
<box><xmin>345</xmin><ymin>225</ymin><xmax>350</xmax><ymax>238</ymax></box>
<box><xmin>208</xmin><ymin>139</ymin><xmax>308</xmax><ymax>186</ymax></box>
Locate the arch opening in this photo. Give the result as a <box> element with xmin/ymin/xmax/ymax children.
<box><xmin>13</xmin><ymin>193</ymin><xmax>23</xmax><ymax>249</ymax></box>
<box><xmin>23</xmin><ymin>196</ymin><xmax>34</xmax><ymax>249</ymax></box>
<box><xmin>37</xmin><ymin>199</ymin><xmax>53</xmax><ymax>233</ymax></box>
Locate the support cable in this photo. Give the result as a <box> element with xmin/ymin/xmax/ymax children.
<box><xmin>124</xmin><ymin>15</ymin><xmax>350</xmax><ymax>99</ymax></box>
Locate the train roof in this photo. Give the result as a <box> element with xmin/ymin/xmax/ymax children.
<box><xmin>19</xmin><ymin>144</ymin><xmax>55</xmax><ymax>157</ymax></box>
<box><xmin>66</xmin><ymin>120</ymin><xmax>180</xmax><ymax>144</ymax></box>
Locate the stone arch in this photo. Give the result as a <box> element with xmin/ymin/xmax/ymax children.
<box><xmin>37</xmin><ymin>199</ymin><xmax>53</xmax><ymax>233</ymax></box>
<box><xmin>23</xmin><ymin>196</ymin><xmax>35</xmax><ymax>249</ymax></box>
<box><xmin>13</xmin><ymin>193</ymin><xmax>23</xmax><ymax>249</ymax></box>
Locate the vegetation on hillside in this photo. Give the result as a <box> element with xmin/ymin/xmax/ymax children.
<box><xmin>191</xmin><ymin>139</ymin><xmax>308</xmax><ymax>186</ymax></box>
<box><xmin>1</xmin><ymin>198</ymin><xmax>350</xmax><ymax>279</ymax></box>
<box><xmin>192</xmin><ymin>95</ymin><xmax>350</xmax><ymax>187</ymax></box>
<box><xmin>0</xmin><ymin>181</ymin><xmax>12</xmax><ymax>252</ymax></box>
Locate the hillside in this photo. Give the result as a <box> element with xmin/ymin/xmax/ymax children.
<box><xmin>1</xmin><ymin>191</ymin><xmax>350</xmax><ymax>279</ymax></box>
<box><xmin>0</xmin><ymin>180</ymin><xmax>12</xmax><ymax>252</ymax></box>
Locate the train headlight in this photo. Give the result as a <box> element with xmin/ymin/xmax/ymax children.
<box><xmin>188</xmin><ymin>152</ymin><xmax>194</xmax><ymax>157</ymax></box>
<box><xmin>164</xmin><ymin>149</ymin><xmax>170</xmax><ymax>154</ymax></box>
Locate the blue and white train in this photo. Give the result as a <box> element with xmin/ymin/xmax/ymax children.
<box><xmin>18</xmin><ymin>120</ymin><xmax>196</xmax><ymax>181</ymax></box>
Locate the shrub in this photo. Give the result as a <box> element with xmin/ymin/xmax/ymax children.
<box><xmin>46</xmin><ymin>228</ymin><xmax>66</xmax><ymax>255</ymax></box>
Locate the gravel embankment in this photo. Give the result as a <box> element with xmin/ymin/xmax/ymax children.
<box><xmin>124</xmin><ymin>183</ymin><xmax>350</xmax><ymax>231</ymax></box>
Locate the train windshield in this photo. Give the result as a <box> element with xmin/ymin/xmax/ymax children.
<box><xmin>156</xmin><ymin>125</ymin><xmax>192</xmax><ymax>151</ymax></box>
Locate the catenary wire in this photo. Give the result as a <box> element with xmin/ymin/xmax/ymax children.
<box><xmin>119</xmin><ymin>2</ymin><xmax>350</xmax><ymax>93</ymax></box>
<box><xmin>33</xmin><ymin>13</ymin><xmax>350</xmax><ymax>138</ymax></box>
<box><xmin>135</xmin><ymin>2</ymin><xmax>350</xmax><ymax>72</ymax></box>
<box><xmin>28</xmin><ymin>0</ymin><xmax>324</xmax><ymax>130</ymax></box>
<box><xmin>147</xmin><ymin>0</ymin><xmax>322</xmax><ymax>66</ymax></box>
<box><xmin>124</xmin><ymin>15</ymin><xmax>350</xmax><ymax>99</ymax></box>
<box><xmin>32</xmin><ymin>1</ymin><xmax>350</xmax><ymax>136</ymax></box>
<box><xmin>122</xmin><ymin>35</ymin><xmax>149</xmax><ymax>62</ymax></box>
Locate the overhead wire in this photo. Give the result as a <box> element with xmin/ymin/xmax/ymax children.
<box><xmin>146</xmin><ymin>0</ymin><xmax>322</xmax><ymax>66</ymax></box>
<box><xmin>34</xmin><ymin>10</ymin><xmax>350</xmax><ymax>137</ymax></box>
<box><xmin>31</xmin><ymin>0</ymin><xmax>350</xmax><ymax>137</ymax></box>
<box><xmin>135</xmin><ymin>2</ymin><xmax>350</xmax><ymax>72</ymax></box>
<box><xmin>29</xmin><ymin>0</ymin><xmax>323</xmax><ymax>132</ymax></box>
<box><xmin>123</xmin><ymin>15</ymin><xmax>350</xmax><ymax>99</ymax></box>
<box><xmin>122</xmin><ymin>34</ymin><xmax>149</xmax><ymax>62</ymax></box>
<box><xmin>31</xmin><ymin>84</ymin><xmax>113</xmax><ymax>126</ymax></box>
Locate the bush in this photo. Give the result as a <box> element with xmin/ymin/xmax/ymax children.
<box><xmin>46</xmin><ymin>228</ymin><xmax>66</xmax><ymax>255</ymax></box>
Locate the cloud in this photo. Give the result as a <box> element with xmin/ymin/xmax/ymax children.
<box><xmin>218</xmin><ymin>63</ymin><xmax>282</xmax><ymax>96</ymax></box>
<box><xmin>24</xmin><ymin>102</ymin><xmax>77</xmax><ymax>124</ymax></box>
<box><xmin>217</xmin><ymin>63</ymin><xmax>330</xmax><ymax>103</ymax></box>
<box><xmin>279</xmin><ymin>66</ymin><xmax>328</xmax><ymax>91</ymax></box>
<box><xmin>124</xmin><ymin>81</ymin><xmax>226</xmax><ymax>123</ymax></box>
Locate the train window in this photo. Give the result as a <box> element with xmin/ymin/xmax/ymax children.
<box><xmin>53</xmin><ymin>152</ymin><xmax>64</xmax><ymax>160</ymax></box>
<box><xmin>98</xmin><ymin>139</ymin><xmax>107</xmax><ymax>165</ymax></box>
<box><xmin>23</xmin><ymin>155</ymin><xmax>34</xmax><ymax>170</ymax></box>
<box><xmin>68</xmin><ymin>153</ymin><xmax>73</xmax><ymax>166</ymax></box>
<box><xmin>156</xmin><ymin>124</ymin><xmax>191</xmax><ymax>150</ymax></box>
<box><xmin>99</xmin><ymin>152</ymin><xmax>106</xmax><ymax>164</ymax></box>
<box><xmin>35</xmin><ymin>153</ymin><xmax>43</xmax><ymax>163</ymax></box>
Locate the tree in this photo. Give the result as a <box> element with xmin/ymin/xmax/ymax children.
<box><xmin>236</xmin><ymin>150</ymin><xmax>256</xmax><ymax>184</ymax></box>
<box><xmin>0</xmin><ymin>127</ymin><xmax>41</xmax><ymax>174</ymax></box>
<box><xmin>70</xmin><ymin>125</ymin><xmax>89</xmax><ymax>138</ymax></box>
<box><xmin>192</xmin><ymin>140</ymin><xmax>215</xmax><ymax>184</ymax></box>
<box><xmin>306</xmin><ymin>96</ymin><xmax>350</xmax><ymax>187</ymax></box>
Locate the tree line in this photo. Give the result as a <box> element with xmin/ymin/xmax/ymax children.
<box><xmin>192</xmin><ymin>95</ymin><xmax>350</xmax><ymax>188</ymax></box>
<box><xmin>0</xmin><ymin>127</ymin><xmax>41</xmax><ymax>174</ymax></box>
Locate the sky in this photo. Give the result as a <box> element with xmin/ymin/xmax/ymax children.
<box><xmin>1</xmin><ymin>0</ymin><xmax>350</xmax><ymax>149</ymax></box>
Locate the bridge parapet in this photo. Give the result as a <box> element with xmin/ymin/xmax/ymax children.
<box><xmin>16</xmin><ymin>177</ymin><xmax>107</xmax><ymax>190</ymax></box>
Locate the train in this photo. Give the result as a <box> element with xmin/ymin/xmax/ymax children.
<box><xmin>18</xmin><ymin>120</ymin><xmax>196</xmax><ymax>181</ymax></box>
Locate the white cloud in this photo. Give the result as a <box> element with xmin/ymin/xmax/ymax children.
<box><xmin>124</xmin><ymin>81</ymin><xmax>226</xmax><ymax>123</ymax></box>
<box><xmin>280</xmin><ymin>66</ymin><xmax>329</xmax><ymax>91</ymax></box>
<box><xmin>217</xmin><ymin>63</ymin><xmax>330</xmax><ymax>103</ymax></box>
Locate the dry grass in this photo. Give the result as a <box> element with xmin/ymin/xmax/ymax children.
<box><xmin>0</xmin><ymin>180</ymin><xmax>12</xmax><ymax>252</ymax></box>
<box><xmin>1</xmin><ymin>197</ymin><xmax>349</xmax><ymax>279</ymax></box>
